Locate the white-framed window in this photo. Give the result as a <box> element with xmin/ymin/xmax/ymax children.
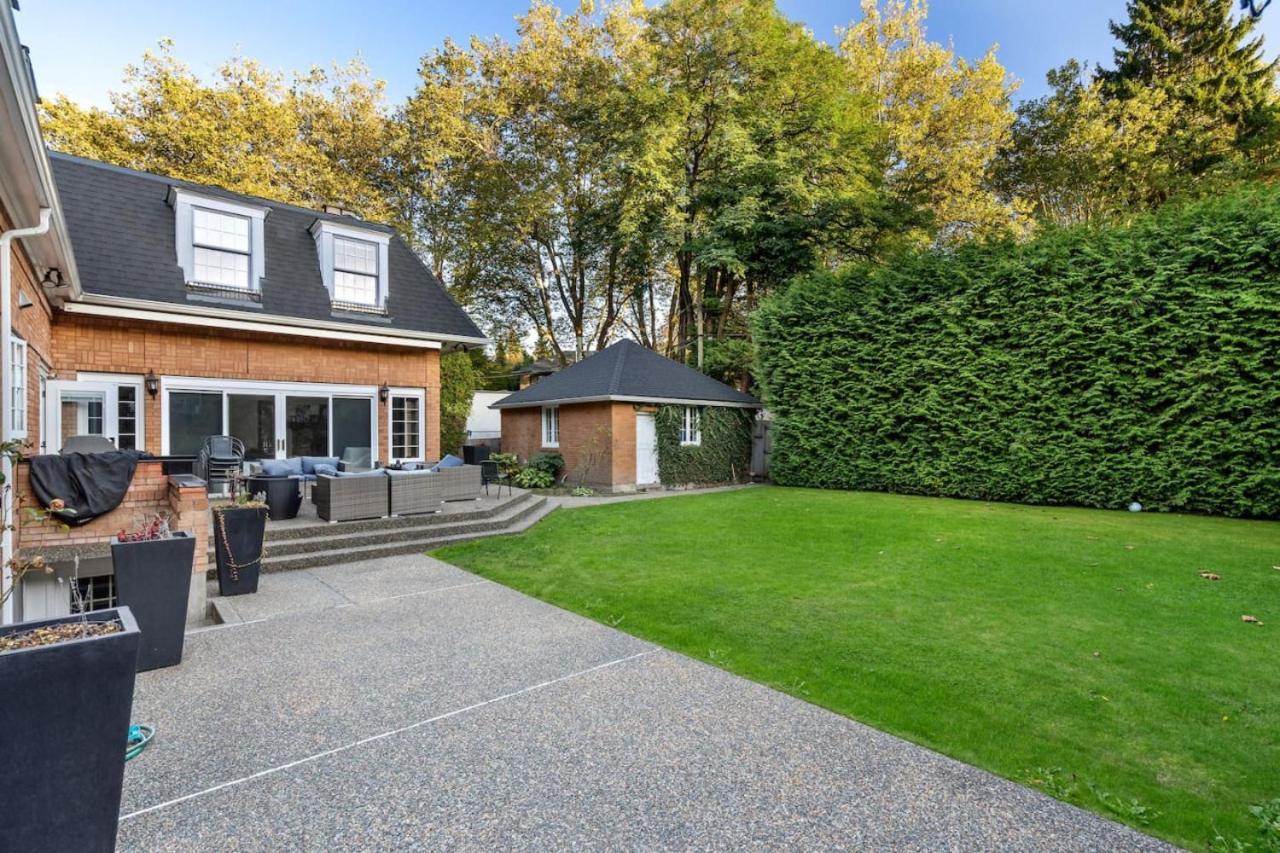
<box><xmin>542</xmin><ymin>405</ymin><xmax>560</xmax><ymax>448</ymax></box>
<box><xmin>333</xmin><ymin>236</ymin><xmax>379</xmax><ymax>305</ymax></box>
<box><xmin>10</xmin><ymin>337</ymin><xmax>27</xmax><ymax>438</ymax></box>
<box><xmin>390</xmin><ymin>390</ymin><xmax>424</xmax><ymax>462</ymax></box>
<box><xmin>679</xmin><ymin>406</ymin><xmax>701</xmax><ymax>446</ymax></box>
<box><xmin>171</xmin><ymin>188</ymin><xmax>267</xmax><ymax>292</ymax></box>
<box><xmin>192</xmin><ymin>207</ymin><xmax>251</xmax><ymax>289</ymax></box>
<box><xmin>311</xmin><ymin>220</ymin><xmax>391</xmax><ymax>312</ymax></box>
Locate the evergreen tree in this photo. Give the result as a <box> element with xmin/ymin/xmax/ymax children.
<box><xmin>1100</xmin><ymin>0</ymin><xmax>1277</xmax><ymax>165</ymax></box>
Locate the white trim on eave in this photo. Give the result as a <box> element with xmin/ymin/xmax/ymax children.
<box><xmin>0</xmin><ymin>4</ymin><xmax>80</xmax><ymax>299</ymax></box>
<box><xmin>491</xmin><ymin>394</ymin><xmax>761</xmax><ymax>410</ymax></box>
<box><xmin>63</xmin><ymin>294</ymin><xmax>491</xmax><ymax>349</ymax></box>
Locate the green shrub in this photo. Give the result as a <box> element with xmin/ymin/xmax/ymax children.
<box><xmin>755</xmin><ymin>186</ymin><xmax>1280</xmax><ymax>517</ymax></box>
<box><xmin>514</xmin><ymin>468</ymin><xmax>556</xmax><ymax>489</ymax></box>
<box><xmin>526</xmin><ymin>452</ymin><xmax>565</xmax><ymax>478</ymax></box>
<box><xmin>490</xmin><ymin>452</ymin><xmax>520</xmax><ymax>477</ymax></box>
<box><xmin>655</xmin><ymin>405</ymin><xmax>753</xmax><ymax>485</ymax></box>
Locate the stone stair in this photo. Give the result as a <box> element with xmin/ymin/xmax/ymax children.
<box><xmin>207</xmin><ymin>492</ymin><xmax>556</xmax><ymax>575</ymax></box>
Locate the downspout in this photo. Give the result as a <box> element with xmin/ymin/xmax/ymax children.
<box><xmin>0</xmin><ymin>207</ymin><xmax>51</xmax><ymax>624</ymax></box>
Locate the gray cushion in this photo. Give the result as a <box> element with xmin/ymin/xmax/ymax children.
<box><xmin>313</xmin><ymin>463</ymin><xmax>338</xmax><ymax>477</ymax></box>
<box><xmin>302</xmin><ymin>455</ymin><xmax>340</xmax><ymax>475</ymax></box>
<box><xmin>437</xmin><ymin>454</ymin><xmax>464</xmax><ymax>469</ymax></box>
<box><xmin>262</xmin><ymin>458</ymin><xmax>302</xmax><ymax>477</ymax></box>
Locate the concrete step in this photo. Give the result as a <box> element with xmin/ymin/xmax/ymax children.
<box><xmin>206</xmin><ymin>497</ymin><xmax>557</xmax><ymax>575</ymax></box>
<box><xmin>256</xmin><ymin>490</ymin><xmax>534</xmax><ymax>543</ymax></box>
<box><xmin>259</xmin><ymin>495</ymin><xmax>548</xmax><ymax>558</ymax></box>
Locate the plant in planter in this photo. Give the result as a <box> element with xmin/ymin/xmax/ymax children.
<box><xmin>1</xmin><ymin>438</ymin><xmax>141</xmax><ymax>853</ymax></box>
<box><xmin>110</xmin><ymin>512</ymin><xmax>197</xmax><ymax>671</ymax></box>
<box><xmin>490</xmin><ymin>452</ymin><xmax>521</xmax><ymax>478</ymax></box>
<box><xmin>212</xmin><ymin>473</ymin><xmax>268</xmax><ymax>597</ymax></box>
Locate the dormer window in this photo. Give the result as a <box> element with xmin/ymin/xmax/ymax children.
<box><xmin>192</xmin><ymin>208</ymin><xmax>250</xmax><ymax>289</ymax></box>
<box><xmin>169</xmin><ymin>187</ymin><xmax>267</xmax><ymax>295</ymax></box>
<box><xmin>311</xmin><ymin>220</ymin><xmax>390</xmax><ymax>313</ymax></box>
<box><xmin>333</xmin><ymin>236</ymin><xmax>379</xmax><ymax>305</ymax></box>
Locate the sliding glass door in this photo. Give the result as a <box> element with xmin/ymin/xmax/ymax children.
<box><xmin>163</xmin><ymin>380</ymin><xmax>378</xmax><ymax>465</ymax></box>
<box><xmin>228</xmin><ymin>394</ymin><xmax>276</xmax><ymax>460</ymax></box>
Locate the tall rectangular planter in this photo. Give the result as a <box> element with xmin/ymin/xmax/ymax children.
<box><xmin>213</xmin><ymin>506</ymin><xmax>267</xmax><ymax>596</ymax></box>
<box><xmin>111</xmin><ymin>532</ymin><xmax>197</xmax><ymax>671</ymax></box>
<box><xmin>0</xmin><ymin>607</ymin><xmax>140</xmax><ymax>853</ymax></box>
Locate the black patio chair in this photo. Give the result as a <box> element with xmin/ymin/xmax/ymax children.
<box><xmin>479</xmin><ymin>459</ymin><xmax>513</xmax><ymax>498</ymax></box>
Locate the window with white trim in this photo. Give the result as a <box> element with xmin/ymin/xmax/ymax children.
<box><xmin>541</xmin><ymin>406</ymin><xmax>559</xmax><ymax>447</ymax></box>
<box><xmin>192</xmin><ymin>207</ymin><xmax>251</xmax><ymax>289</ymax></box>
<box><xmin>679</xmin><ymin>406</ymin><xmax>701</xmax><ymax>446</ymax></box>
<box><xmin>390</xmin><ymin>393</ymin><xmax>423</xmax><ymax>461</ymax></box>
<box><xmin>333</xmin><ymin>236</ymin><xmax>379</xmax><ymax>305</ymax></box>
<box><xmin>9</xmin><ymin>337</ymin><xmax>27</xmax><ymax>438</ymax></box>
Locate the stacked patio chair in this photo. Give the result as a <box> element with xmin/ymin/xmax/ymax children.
<box><xmin>196</xmin><ymin>435</ymin><xmax>245</xmax><ymax>496</ymax></box>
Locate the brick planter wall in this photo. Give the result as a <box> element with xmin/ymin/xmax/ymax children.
<box><xmin>16</xmin><ymin>460</ymin><xmax>212</xmax><ymax>624</ymax></box>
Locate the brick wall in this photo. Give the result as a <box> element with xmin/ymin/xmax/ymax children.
<box><xmin>501</xmin><ymin>401</ymin><xmax>640</xmax><ymax>489</ymax></box>
<box><xmin>50</xmin><ymin>313</ymin><xmax>442</xmax><ymax>462</ymax></box>
<box><xmin>15</xmin><ymin>460</ymin><xmax>211</xmax><ymax>622</ymax></box>
<box><xmin>2</xmin><ymin>204</ymin><xmax>56</xmax><ymax>449</ymax></box>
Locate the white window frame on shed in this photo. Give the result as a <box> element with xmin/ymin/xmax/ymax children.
<box><xmin>541</xmin><ymin>405</ymin><xmax>560</xmax><ymax>448</ymax></box>
<box><xmin>678</xmin><ymin>405</ymin><xmax>701</xmax><ymax>446</ymax></box>
<box><xmin>9</xmin><ymin>336</ymin><xmax>26</xmax><ymax>439</ymax></box>
<box><xmin>310</xmin><ymin>220</ymin><xmax>391</xmax><ymax>312</ymax></box>
<box><xmin>169</xmin><ymin>187</ymin><xmax>268</xmax><ymax>293</ymax></box>
<box><xmin>388</xmin><ymin>388</ymin><xmax>426</xmax><ymax>463</ymax></box>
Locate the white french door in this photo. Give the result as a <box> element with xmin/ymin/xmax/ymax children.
<box><xmin>44</xmin><ymin>377</ymin><xmax>143</xmax><ymax>455</ymax></box>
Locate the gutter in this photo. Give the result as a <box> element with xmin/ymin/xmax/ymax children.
<box><xmin>1</xmin><ymin>206</ymin><xmax>51</xmax><ymax>624</ymax></box>
<box><xmin>490</xmin><ymin>394</ymin><xmax>761</xmax><ymax>410</ymax></box>
<box><xmin>66</xmin><ymin>294</ymin><xmax>490</xmax><ymax>349</ymax></box>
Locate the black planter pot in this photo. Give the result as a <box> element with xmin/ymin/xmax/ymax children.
<box><xmin>111</xmin><ymin>531</ymin><xmax>197</xmax><ymax>671</ymax></box>
<box><xmin>0</xmin><ymin>607</ymin><xmax>140</xmax><ymax>853</ymax></box>
<box><xmin>213</xmin><ymin>506</ymin><xmax>267</xmax><ymax>596</ymax></box>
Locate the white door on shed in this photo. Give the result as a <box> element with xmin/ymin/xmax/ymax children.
<box><xmin>635</xmin><ymin>412</ymin><xmax>659</xmax><ymax>485</ymax></box>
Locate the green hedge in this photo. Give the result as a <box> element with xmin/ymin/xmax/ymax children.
<box><xmin>655</xmin><ymin>405</ymin><xmax>753</xmax><ymax>485</ymax></box>
<box><xmin>754</xmin><ymin>187</ymin><xmax>1280</xmax><ymax>517</ymax></box>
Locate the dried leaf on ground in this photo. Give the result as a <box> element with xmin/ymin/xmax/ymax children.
<box><xmin>1199</xmin><ymin>571</ymin><xmax>1220</xmax><ymax>581</ymax></box>
<box><xmin>1241</xmin><ymin>615</ymin><xmax>1262</xmax><ymax>625</ymax></box>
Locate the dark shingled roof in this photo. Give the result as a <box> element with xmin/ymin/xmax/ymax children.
<box><xmin>50</xmin><ymin>152</ymin><xmax>484</xmax><ymax>342</ymax></box>
<box><xmin>493</xmin><ymin>340</ymin><xmax>760</xmax><ymax>409</ymax></box>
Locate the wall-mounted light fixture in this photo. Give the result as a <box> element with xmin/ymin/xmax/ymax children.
<box><xmin>145</xmin><ymin>369</ymin><xmax>159</xmax><ymax>397</ymax></box>
<box><xmin>379</xmin><ymin>384</ymin><xmax>390</xmax><ymax>403</ymax></box>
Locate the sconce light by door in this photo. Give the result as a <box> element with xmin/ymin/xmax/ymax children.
<box><xmin>379</xmin><ymin>384</ymin><xmax>390</xmax><ymax>403</ymax></box>
<box><xmin>144</xmin><ymin>369</ymin><xmax>159</xmax><ymax>397</ymax></box>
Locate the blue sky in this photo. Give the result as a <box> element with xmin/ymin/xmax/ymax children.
<box><xmin>14</xmin><ymin>0</ymin><xmax>1280</xmax><ymax>107</ymax></box>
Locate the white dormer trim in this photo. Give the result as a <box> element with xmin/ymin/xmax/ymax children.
<box><xmin>168</xmin><ymin>187</ymin><xmax>268</xmax><ymax>291</ymax></box>
<box><xmin>309</xmin><ymin>219</ymin><xmax>391</xmax><ymax>311</ymax></box>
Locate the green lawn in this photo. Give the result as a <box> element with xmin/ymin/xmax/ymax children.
<box><xmin>433</xmin><ymin>487</ymin><xmax>1280</xmax><ymax>850</ymax></box>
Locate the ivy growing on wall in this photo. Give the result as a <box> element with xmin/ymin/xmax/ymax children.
<box><xmin>754</xmin><ymin>185</ymin><xmax>1280</xmax><ymax>518</ymax></box>
<box><xmin>655</xmin><ymin>405</ymin><xmax>754</xmax><ymax>485</ymax></box>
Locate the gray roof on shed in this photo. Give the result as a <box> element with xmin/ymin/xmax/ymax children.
<box><xmin>49</xmin><ymin>152</ymin><xmax>484</xmax><ymax>342</ymax></box>
<box><xmin>492</xmin><ymin>340</ymin><xmax>760</xmax><ymax>409</ymax></box>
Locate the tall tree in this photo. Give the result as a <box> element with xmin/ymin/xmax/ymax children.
<box><xmin>646</xmin><ymin>0</ymin><xmax>888</xmax><ymax>367</ymax></box>
<box><xmin>995</xmin><ymin>60</ymin><xmax>1184</xmax><ymax>226</ymax></box>
<box><xmin>1100</xmin><ymin>0</ymin><xmax>1278</xmax><ymax>171</ymax></box>
<box><xmin>40</xmin><ymin>42</ymin><xmax>393</xmax><ymax>220</ymax></box>
<box><xmin>840</xmin><ymin>0</ymin><xmax>1027</xmax><ymax>244</ymax></box>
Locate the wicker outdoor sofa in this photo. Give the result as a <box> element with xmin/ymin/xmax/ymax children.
<box><xmin>389</xmin><ymin>465</ymin><xmax>483</xmax><ymax>516</ymax></box>
<box><xmin>313</xmin><ymin>464</ymin><xmax>484</xmax><ymax>522</ymax></box>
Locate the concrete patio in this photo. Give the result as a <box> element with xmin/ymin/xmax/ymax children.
<box><xmin>118</xmin><ymin>554</ymin><xmax>1172</xmax><ymax>851</ymax></box>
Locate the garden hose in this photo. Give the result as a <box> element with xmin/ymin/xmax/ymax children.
<box><xmin>125</xmin><ymin>724</ymin><xmax>155</xmax><ymax>762</ymax></box>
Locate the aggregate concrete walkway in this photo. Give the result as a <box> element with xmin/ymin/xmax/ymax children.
<box><xmin>118</xmin><ymin>554</ymin><xmax>1171</xmax><ymax>851</ymax></box>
